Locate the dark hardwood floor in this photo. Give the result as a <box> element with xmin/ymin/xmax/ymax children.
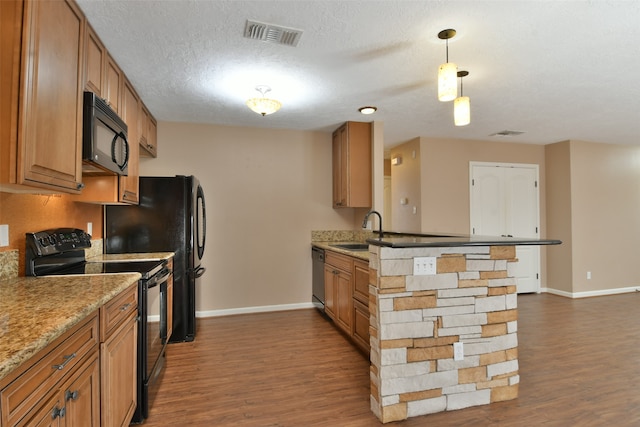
<box><xmin>142</xmin><ymin>293</ymin><xmax>640</xmax><ymax>426</ymax></box>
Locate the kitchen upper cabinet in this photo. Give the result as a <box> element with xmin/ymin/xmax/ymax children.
<box><xmin>332</xmin><ymin>121</ymin><xmax>372</xmax><ymax>208</ymax></box>
<box><xmin>139</xmin><ymin>104</ymin><xmax>158</xmax><ymax>158</ymax></box>
<box><xmin>104</xmin><ymin>54</ymin><xmax>122</xmax><ymax>114</ymax></box>
<box><xmin>83</xmin><ymin>23</ymin><xmax>105</xmax><ymax>96</ymax></box>
<box><xmin>0</xmin><ymin>0</ymin><xmax>85</xmax><ymax>194</ymax></box>
<box><xmin>120</xmin><ymin>78</ymin><xmax>140</xmax><ymax>204</ymax></box>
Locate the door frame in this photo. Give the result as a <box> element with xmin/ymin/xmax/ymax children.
<box><xmin>469</xmin><ymin>161</ymin><xmax>541</xmax><ymax>293</ymax></box>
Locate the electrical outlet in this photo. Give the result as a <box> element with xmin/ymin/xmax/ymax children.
<box><xmin>454</xmin><ymin>342</ymin><xmax>464</xmax><ymax>361</ymax></box>
<box><xmin>87</xmin><ymin>222</ymin><xmax>93</xmax><ymax>236</ymax></box>
<box><xmin>0</xmin><ymin>225</ymin><xmax>8</xmax><ymax>247</ymax></box>
<box><xmin>414</xmin><ymin>257</ymin><xmax>436</xmax><ymax>275</ymax></box>
<box><xmin>587</xmin><ymin>271</ymin><xmax>591</xmax><ymax>280</ymax></box>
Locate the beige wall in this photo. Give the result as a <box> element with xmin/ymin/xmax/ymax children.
<box><xmin>390</xmin><ymin>138</ymin><xmax>421</xmax><ymax>232</ymax></box>
<box><xmin>140</xmin><ymin>121</ymin><xmax>356</xmax><ymax>312</ymax></box>
<box><xmin>419</xmin><ymin>137</ymin><xmax>547</xmax><ymax>235</ymax></box>
<box><xmin>546</xmin><ymin>140</ymin><xmax>640</xmax><ymax>295</ymax></box>
<box><xmin>544</xmin><ymin>141</ymin><xmax>573</xmax><ymax>293</ymax></box>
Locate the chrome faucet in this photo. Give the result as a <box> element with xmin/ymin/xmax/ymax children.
<box><xmin>362</xmin><ymin>210</ymin><xmax>383</xmax><ymax>238</ymax></box>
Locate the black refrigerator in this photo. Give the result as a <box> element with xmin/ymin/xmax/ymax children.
<box><xmin>104</xmin><ymin>175</ymin><xmax>206</xmax><ymax>342</ymax></box>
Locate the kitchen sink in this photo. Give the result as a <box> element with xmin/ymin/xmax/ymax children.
<box><xmin>329</xmin><ymin>243</ymin><xmax>369</xmax><ymax>251</ymax></box>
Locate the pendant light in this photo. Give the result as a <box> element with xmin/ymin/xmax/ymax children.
<box><xmin>246</xmin><ymin>85</ymin><xmax>282</xmax><ymax>116</ymax></box>
<box><xmin>437</xmin><ymin>29</ymin><xmax>457</xmax><ymax>102</ymax></box>
<box><xmin>454</xmin><ymin>70</ymin><xmax>470</xmax><ymax>126</ymax></box>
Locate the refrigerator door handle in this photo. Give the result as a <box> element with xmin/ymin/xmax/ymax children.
<box><xmin>190</xmin><ymin>265</ymin><xmax>206</xmax><ymax>279</ymax></box>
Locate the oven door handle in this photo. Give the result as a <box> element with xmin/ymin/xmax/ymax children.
<box><xmin>147</xmin><ymin>268</ymin><xmax>171</xmax><ymax>288</ymax></box>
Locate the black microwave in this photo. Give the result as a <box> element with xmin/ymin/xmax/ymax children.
<box><xmin>82</xmin><ymin>92</ymin><xmax>129</xmax><ymax>176</ymax></box>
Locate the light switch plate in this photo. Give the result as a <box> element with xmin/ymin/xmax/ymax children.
<box><xmin>414</xmin><ymin>256</ymin><xmax>436</xmax><ymax>275</ymax></box>
<box><xmin>0</xmin><ymin>224</ymin><xmax>9</xmax><ymax>247</ymax></box>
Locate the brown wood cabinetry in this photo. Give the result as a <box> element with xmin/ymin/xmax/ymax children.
<box><xmin>352</xmin><ymin>259</ymin><xmax>371</xmax><ymax>354</ymax></box>
<box><xmin>104</xmin><ymin>54</ymin><xmax>122</xmax><ymax>114</ymax></box>
<box><xmin>83</xmin><ymin>23</ymin><xmax>105</xmax><ymax>96</ymax></box>
<box><xmin>139</xmin><ymin>105</ymin><xmax>158</xmax><ymax>158</ymax></box>
<box><xmin>332</xmin><ymin>122</ymin><xmax>372</xmax><ymax>208</ymax></box>
<box><xmin>119</xmin><ymin>79</ymin><xmax>140</xmax><ymax>204</ymax></box>
<box><xmin>324</xmin><ymin>250</ymin><xmax>370</xmax><ymax>354</ymax></box>
<box><xmin>0</xmin><ymin>0</ymin><xmax>85</xmax><ymax>194</ymax></box>
<box><xmin>0</xmin><ymin>313</ymin><xmax>100</xmax><ymax>426</ymax></box>
<box><xmin>100</xmin><ymin>283</ymin><xmax>138</xmax><ymax>427</ymax></box>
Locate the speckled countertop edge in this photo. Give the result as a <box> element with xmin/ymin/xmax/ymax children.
<box><xmin>312</xmin><ymin>242</ymin><xmax>370</xmax><ymax>261</ymax></box>
<box><xmin>87</xmin><ymin>252</ymin><xmax>175</xmax><ymax>262</ymax></box>
<box><xmin>0</xmin><ymin>273</ymin><xmax>141</xmax><ymax>382</ymax></box>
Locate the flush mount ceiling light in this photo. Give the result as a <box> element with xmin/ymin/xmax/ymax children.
<box><xmin>359</xmin><ymin>106</ymin><xmax>377</xmax><ymax>115</ymax></box>
<box><xmin>246</xmin><ymin>85</ymin><xmax>281</xmax><ymax>116</ymax></box>
<box><xmin>437</xmin><ymin>29</ymin><xmax>458</xmax><ymax>102</ymax></box>
<box><xmin>454</xmin><ymin>70</ymin><xmax>470</xmax><ymax>126</ymax></box>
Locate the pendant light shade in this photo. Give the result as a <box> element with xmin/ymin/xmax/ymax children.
<box><xmin>454</xmin><ymin>96</ymin><xmax>470</xmax><ymax>126</ymax></box>
<box><xmin>246</xmin><ymin>85</ymin><xmax>281</xmax><ymax>116</ymax></box>
<box><xmin>438</xmin><ymin>62</ymin><xmax>458</xmax><ymax>102</ymax></box>
<box><xmin>454</xmin><ymin>70</ymin><xmax>470</xmax><ymax>126</ymax></box>
<box><xmin>437</xmin><ymin>29</ymin><xmax>457</xmax><ymax>102</ymax></box>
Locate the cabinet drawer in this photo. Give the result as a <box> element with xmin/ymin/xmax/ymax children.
<box><xmin>1</xmin><ymin>312</ymin><xmax>99</xmax><ymax>426</ymax></box>
<box><xmin>100</xmin><ymin>283</ymin><xmax>138</xmax><ymax>340</ymax></box>
<box><xmin>325</xmin><ymin>251</ymin><xmax>353</xmax><ymax>273</ymax></box>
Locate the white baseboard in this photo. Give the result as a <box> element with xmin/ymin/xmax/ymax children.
<box><xmin>196</xmin><ymin>302</ymin><xmax>315</xmax><ymax>318</ymax></box>
<box><xmin>542</xmin><ymin>286</ymin><xmax>640</xmax><ymax>299</ymax></box>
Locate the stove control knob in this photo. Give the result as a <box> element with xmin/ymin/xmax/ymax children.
<box><xmin>39</xmin><ymin>238</ymin><xmax>49</xmax><ymax>247</ymax></box>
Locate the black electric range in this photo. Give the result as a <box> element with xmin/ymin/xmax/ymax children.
<box><xmin>25</xmin><ymin>228</ymin><xmax>171</xmax><ymax>424</ymax></box>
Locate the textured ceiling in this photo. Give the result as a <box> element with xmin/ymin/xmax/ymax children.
<box><xmin>75</xmin><ymin>0</ymin><xmax>640</xmax><ymax>149</ymax></box>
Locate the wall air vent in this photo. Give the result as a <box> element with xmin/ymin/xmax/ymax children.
<box><xmin>489</xmin><ymin>130</ymin><xmax>526</xmax><ymax>137</ymax></box>
<box><xmin>244</xmin><ymin>20</ymin><xmax>303</xmax><ymax>47</ymax></box>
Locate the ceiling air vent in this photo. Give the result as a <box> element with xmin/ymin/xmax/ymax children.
<box><xmin>489</xmin><ymin>130</ymin><xmax>525</xmax><ymax>137</ymax></box>
<box><xmin>244</xmin><ymin>20</ymin><xmax>303</xmax><ymax>47</ymax></box>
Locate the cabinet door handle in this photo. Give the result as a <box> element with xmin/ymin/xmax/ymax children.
<box><xmin>120</xmin><ymin>302</ymin><xmax>132</xmax><ymax>311</ymax></box>
<box><xmin>52</xmin><ymin>406</ymin><xmax>66</xmax><ymax>419</ymax></box>
<box><xmin>52</xmin><ymin>352</ymin><xmax>76</xmax><ymax>370</ymax></box>
<box><xmin>65</xmin><ymin>390</ymin><xmax>79</xmax><ymax>401</ymax></box>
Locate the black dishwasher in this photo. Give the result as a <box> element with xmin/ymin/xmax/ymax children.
<box><xmin>311</xmin><ymin>246</ymin><xmax>325</xmax><ymax>311</ymax></box>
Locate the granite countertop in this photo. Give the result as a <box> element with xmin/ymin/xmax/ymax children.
<box><xmin>311</xmin><ymin>242</ymin><xmax>370</xmax><ymax>261</ymax></box>
<box><xmin>0</xmin><ymin>273</ymin><xmax>141</xmax><ymax>382</ymax></box>
<box><xmin>366</xmin><ymin>232</ymin><xmax>562</xmax><ymax>248</ymax></box>
<box><xmin>88</xmin><ymin>252</ymin><xmax>175</xmax><ymax>262</ymax></box>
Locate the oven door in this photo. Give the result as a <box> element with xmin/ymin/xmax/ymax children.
<box><xmin>146</xmin><ymin>267</ymin><xmax>171</xmax><ymax>380</ymax></box>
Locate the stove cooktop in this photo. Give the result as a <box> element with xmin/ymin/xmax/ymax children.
<box><xmin>46</xmin><ymin>260</ymin><xmax>165</xmax><ymax>279</ymax></box>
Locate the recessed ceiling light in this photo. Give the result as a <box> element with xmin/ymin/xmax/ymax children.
<box><xmin>359</xmin><ymin>106</ymin><xmax>377</xmax><ymax>115</ymax></box>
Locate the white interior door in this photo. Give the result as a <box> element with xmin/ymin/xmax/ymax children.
<box><xmin>470</xmin><ymin>163</ymin><xmax>540</xmax><ymax>293</ymax></box>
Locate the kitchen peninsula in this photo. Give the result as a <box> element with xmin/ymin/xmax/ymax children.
<box><xmin>364</xmin><ymin>233</ymin><xmax>560</xmax><ymax>423</ymax></box>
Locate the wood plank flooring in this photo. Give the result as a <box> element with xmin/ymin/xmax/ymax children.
<box><xmin>141</xmin><ymin>293</ymin><xmax>640</xmax><ymax>426</ymax></box>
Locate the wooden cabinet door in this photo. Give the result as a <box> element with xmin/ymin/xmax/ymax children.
<box><xmin>100</xmin><ymin>313</ymin><xmax>137</xmax><ymax>427</ymax></box>
<box><xmin>332</xmin><ymin>126</ymin><xmax>345</xmax><ymax>207</ymax></box>
<box><xmin>63</xmin><ymin>354</ymin><xmax>100</xmax><ymax>427</ymax></box>
<box><xmin>139</xmin><ymin>105</ymin><xmax>158</xmax><ymax>157</ymax></box>
<box><xmin>104</xmin><ymin>54</ymin><xmax>121</xmax><ymax>114</ymax></box>
<box><xmin>335</xmin><ymin>269</ymin><xmax>352</xmax><ymax>333</ymax></box>
<box><xmin>100</xmin><ymin>316</ymin><xmax>138</xmax><ymax>426</ymax></box>
<box><xmin>83</xmin><ymin>24</ymin><xmax>105</xmax><ymax>96</ymax></box>
<box><xmin>324</xmin><ymin>264</ymin><xmax>336</xmax><ymax>320</ymax></box>
<box><xmin>17</xmin><ymin>393</ymin><xmax>63</xmax><ymax>427</ymax></box>
<box><xmin>18</xmin><ymin>0</ymin><xmax>84</xmax><ymax>193</ymax></box>
<box><xmin>353</xmin><ymin>260</ymin><xmax>369</xmax><ymax>304</ymax></box>
<box><xmin>120</xmin><ymin>79</ymin><xmax>140</xmax><ymax>204</ymax></box>
<box><xmin>352</xmin><ymin>299</ymin><xmax>370</xmax><ymax>355</ymax></box>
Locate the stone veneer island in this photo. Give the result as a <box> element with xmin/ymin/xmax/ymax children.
<box><xmin>365</xmin><ymin>233</ymin><xmax>560</xmax><ymax>423</ymax></box>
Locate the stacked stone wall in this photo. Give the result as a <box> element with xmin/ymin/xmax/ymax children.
<box><xmin>369</xmin><ymin>245</ymin><xmax>519</xmax><ymax>423</ymax></box>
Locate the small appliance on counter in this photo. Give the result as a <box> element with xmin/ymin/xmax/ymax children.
<box><xmin>25</xmin><ymin>227</ymin><xmax>171</xmax><ymax>423</ymax></box>
<box><xmin>104</xmin><ymin>175</ymin><xmax>206</xmax><ymax>343</ymax></box>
